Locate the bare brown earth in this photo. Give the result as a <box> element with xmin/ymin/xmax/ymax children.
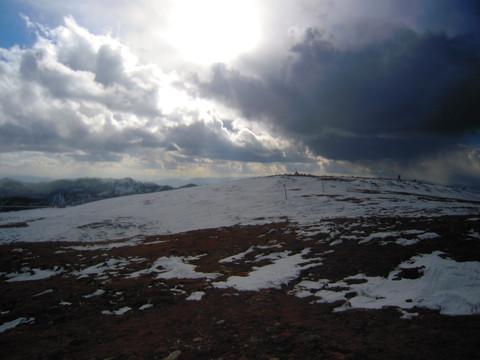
<box><xmin>1</xmin><ymin>215</ymin><xmax>480</xmax><ymax>359</ymax></box>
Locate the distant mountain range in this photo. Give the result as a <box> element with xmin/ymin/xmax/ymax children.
<box><xmin>0</xmin><ymin>177</ymin><xmax>195</xmax><ymax>211</ymax></box>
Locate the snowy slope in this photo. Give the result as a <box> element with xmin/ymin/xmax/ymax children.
<box><xmin>1</xmin><ymin>175</ymin><xmax>479</xmax><ymax>243</ymax></box>
<box><xmin>1</xmin><ymin>175</ymin><xmax>480</xmax><ymax>318</ymax></box>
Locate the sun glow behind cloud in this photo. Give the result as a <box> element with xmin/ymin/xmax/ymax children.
<box><xmin>165</xmin><ymin>0</ymin><xmax>261</xmax><ymax>64</ymax></box>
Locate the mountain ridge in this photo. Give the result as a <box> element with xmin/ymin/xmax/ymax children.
<box><xmin>0</xmin><ymin>177</ymin><xmax>184</xmax><ymax>210</ymax></box>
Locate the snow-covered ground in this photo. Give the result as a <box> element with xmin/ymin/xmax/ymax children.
<box><xmin>1</xmin><ymin>175</ymin><xmax>479</xmax><ymax>243</ymax></box>
<box><xmin>1</xmin><ymin>175</ymin><xmax>480</xmax><ymax>319</ymax></box>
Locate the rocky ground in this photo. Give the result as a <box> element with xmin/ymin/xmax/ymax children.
<box><xmin>1</xmin><ymin>215</ymin><xmax>480</xmax><ymax>359</ymax></box>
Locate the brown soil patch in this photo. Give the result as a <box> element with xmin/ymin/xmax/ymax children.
<box><xmin>0</xmin><ymin>222</ymin><xmax>29</xmax><ymax>228</ymax></box>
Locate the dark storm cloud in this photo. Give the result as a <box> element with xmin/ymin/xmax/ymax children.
<box><xmin>201</xmin><ymin>26</ymin><xmax>480</xmax><ymax>162</ymax></box>
<box><xmin>416</xmin><ymin>0</ymin><xmax>480</xmax><ymax>36</ymax></box>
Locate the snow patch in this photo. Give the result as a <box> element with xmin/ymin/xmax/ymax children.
<box><xmin>128</xmin><ymin>256</ymin><xmax>220</xmax><ymax>280</ymax></box>
<box><xmin>359</xmin><ymin>232</ymin><xmax>398</xmax><ymax>244</ymax></box>
<box><xmin>6</xmin><ymin>267</ymin><xmax>63</xmax><ymax>282</ymax></box>
<box><xmin>467</xmin><ymin>229</ymin><xmax>480</xmax><ymax>239</ymax></box>
<box><xmin>83</xmin><ymin>289</ymin><xmax>105</xmax><ymax>298</ymax></box>
<box><xmin>102</xmin><ymin>307</ymin><xmax>131</xmax><ymax>315</ymax></box>
<box><xmin>329</xmin><ymin>239</ymin><xmax>343</xmax><ymax>246</ymax></box>
<box><xmin>292</xmin><ymin>251</ymin><xmax>480</xmax><ymax>315</ymax></box>
<box><xmin>0</xmin><ymin>317</ymin><xmax>35</xmax><ymax>333</ymax></box>
<box><xmin>214</xmin><ymin>248</ymin><xmax>321</xmax><ymax>291</ymax></box>
<box><xmin>33</xmin><ymin>289</ymin><xmax>54</xmax><ymax>297</ymax></box>
<box><xmin>219</xmin><ymin>246</ymin><xmax>255</xmax><ymax>263</ymax></box>
<box><xmin>186</xmin><ymin>291</ymin><xmax>206</xmax><ymax>301</ymax></box>
<box><xmin>398</xmin><ymin>309</ymin><xmax>419</xmax><ymax>319</ymax></box>
<box><xmin>73</xmin><ymin>258</ymin><xmax>129</xmax><ymax>279</ymax></box>
<box><xmin>396</xmin><ymin>238</ymin><xmax>420</xmax><ymax>246</ymax></box>
<box><xmin>417</xmin><ymin>232</ymin><xmax>440</xmax><ymax>240</ymax></box>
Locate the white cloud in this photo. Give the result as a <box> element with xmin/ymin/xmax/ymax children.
<box><xmin>0</xmin><ymin>17</ymin><xmax>315</xmax><ymax>179</ymax></box>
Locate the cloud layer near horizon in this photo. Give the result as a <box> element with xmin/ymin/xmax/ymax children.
<box><xmin>1</xmin><ymin>0</ymin><xmax>480</xmax><ymax>186</ymax></box>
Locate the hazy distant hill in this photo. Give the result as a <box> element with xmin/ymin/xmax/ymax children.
<box><xmin>154</xmin><ymin>176</ymin><xmax>245</xmax><ymax>187</ymax></box>
<box><xmin>0</xmin><ymin>177</ymin><xmax>180</xmax><ymax>210</ymax></box>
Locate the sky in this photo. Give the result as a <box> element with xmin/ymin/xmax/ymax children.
<box><xmin>0</xmin><ymin>0</ymin><xmax>479</xmax><ymax>186</ymax></box>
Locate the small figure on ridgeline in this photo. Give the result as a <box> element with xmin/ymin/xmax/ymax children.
<box><xmin>397</xmin><ymin>174</ymin><xmax>401</xmax><ymax>181</ymax></box>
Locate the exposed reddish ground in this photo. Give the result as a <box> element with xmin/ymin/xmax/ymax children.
<box><xmin>1</xmin><ymin>216</ymin><xmax>480</xmax><ymax>359</ymax></box>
